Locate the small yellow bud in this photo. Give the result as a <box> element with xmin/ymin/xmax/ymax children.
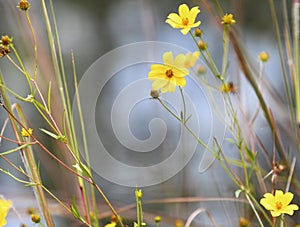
<box><xmin>194</xmin><ymin>28</ymin><xmax>203</xmax><ymax>37</ymax></box>
<box><xmin>198</xmin><ymin>40</ymin><xmax>207</xmax><ymax>50</ymax></box>
<box><xmin>259</xmin><ymin>51</ymin><xmax>269</xmax><ymax>62</ymax></box>
<box><xmin>135</xmin><ymin>189</ymin><xmax>143</xmax><ymax>199</ymax></box>
<box><xmin>155</xmin><ymin>216</ymin><xmax>161</xmax><ymax>223</ymax></box>
<box><xmin>27</xmin><ymin>207</ymin><xmax>35</xmax><ymax>215</ymax></box>
<box><xmin>239</xmin><ymin>217</ymin><xmax>250</xmax><ymax>227</ymax></box>
<box><xmin>31</xmin><ymin>214</ymin><xmax>41</xmax><ymax>223</ymax></box>
<box><xmin>17</xmin><ymin>0</ymin><xmax>30</xmax><ymax>11</ymax></box>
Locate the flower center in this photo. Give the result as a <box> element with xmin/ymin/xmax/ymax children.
<box><xmin>165</xmin><ymin>69</ymin><xmax>173</xmax><ymax>78</ymax></box>
<box><xmin>275</xmin><ymin>201</ymin><xmax>282</xmax><ymax>210</ymax></box>
<box><xmin>182</xmin><ymin>17</ymin><xmax>189</xmax><ymax>26</ymax></box>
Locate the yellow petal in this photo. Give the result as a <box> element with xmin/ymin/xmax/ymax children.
<box><xmin>180</xmin><ymin>27</ymin><xmax>191</xmax><ymax>35</ymax></box>
<box><xmin>162</xmin><ymin>52</ymin><xmax>174</xmax><ymax>65</ymax></box>
<box><xmin>270</xmin><ymin>210</ymin><xmax>282</xmax><ymax>217</ymax></box>
<box><xmin>189</xmin><ymin>21</ymin><xmax>201</xmax><ymax>28</ymax></box>
<box><xmin>174</xmin><ymin>54</ymin><xmax>185</xmax><ymax>67</ymax></box>
<box><xmin>188</xmin><ymin>6</ymin><xmax>200</xmax><ymax>23</ymax></box>
<box><xmin>175</xmin><ymin>77</ymin><xmax>186</xmax><ymax>87</ymax></box>
<box><xmin>178</xmin><ymin>4</ymin><xmax>189</xmax><ymax>18</ymax></box>
<box><xmin>161</xmin><ymin>77</ymin><xmax>176</xmax><ymax>93</ymax></box>
<box><xmin>165</xmin><ymin>13</ymin><xmax>182</xmax><ymax>28</ymax></box>
<box><xmin>282</xmin><ymin>204</ymin><xmax>299</xmax><ymax>214</ymax></box>
<box><xmin>151</xmin><ymin>64</ymin><xmax>167</xmax><ymax>72</ymax></box>
<box><xmin>152</xmin><ymin>78</ymin><xmax>169</xmax><ymax>90</ymax></box>
<box><xmin>281</xmin><ymin>192</ymin><xmax>294</xmax><ymax>206</ymax></box>
<box><xmin>148</xmin><ymin>72</ymin><xmax>166</xmax><ymax>81</ymax></box>
<box><xmin>260</xmin><ymin>197</ymin><xmax>275</xmax><ymax>210</ymax></box>
<box><xmin>172</xmin><ymin>67</ymin><xmax>189</xmax><ymax>77</ymax></box>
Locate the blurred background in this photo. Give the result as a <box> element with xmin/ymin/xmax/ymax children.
<box><xmin>0</xmin><ymin>0</ymin><xmax>298</xmax><ymax>226</ymax></box>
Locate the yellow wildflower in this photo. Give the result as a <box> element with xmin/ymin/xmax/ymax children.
<box><xmin>184</xmin><ymin>51</ymin><xmax>200</xmax><ymax>68</ymax></box>
<box><xmin>104</xmin><ymin>222</ymin><xmax>116</xmax><ymax>227</ymax></box>
<box><xmin>221</xmin><ymin>13</ymin><xmax>236</xmax><ymax>26</ymax></box>
<box><xmin>148</xmin><ymin>52</ymin><xmax>189</xmax><ymax>93</ymax></box>
<box><xmin>0</xmin><ymin>198</ymin><xmax>12</xmax><ymax>227</ymax></box>
<box><xmin>260</xmin><ymin>190</ymin><xmax>299</xmax><ymax>217</ymax></box>
<box><xmin>21</xmin><ymin>128</ymin><xmax>33</xmax><ymax>137</ymax></box>
<box><xmin>165</xmin><ymin>4</ymin><xmax>201</xmax><ymax>35</ymax></box>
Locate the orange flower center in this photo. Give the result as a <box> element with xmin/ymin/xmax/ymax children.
<box><xmin>182</xmin><ymin>17</ymin><xmax>189</xmax><ymax>26</ymax></box>
<box><xmin>165</xmin><ymin>69</ymin><xmax>173</xmax><ymax>78</ymax></box>
<box><xmin>275</xmin><ymin>201</ymin><xmax>283</xmax><ymax>210</ymax></box>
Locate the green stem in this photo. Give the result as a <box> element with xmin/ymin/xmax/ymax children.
<box><xmin>293</xmin><ymin>1</ymin><xmax>300</xmax><ymax>136</ymax></box>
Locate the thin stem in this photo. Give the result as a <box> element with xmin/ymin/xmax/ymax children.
<box><xmin>25</xmin><ymin>11</ymin><xmax>38</xmax><ymax>81</ymax></box>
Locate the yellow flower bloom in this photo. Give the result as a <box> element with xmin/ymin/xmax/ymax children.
<box><xmin>260</xmin><ymin>190</ymin><xmax>299</xmax><ymax>217</ymax></box>
<box><xmin>148</xmin><ymin>52</ymin><xmax>189</xmax><ymax>93</ymax></box>
<box><xmin>165</xmin><ymin>4</ymin><xmax>201</xmax><ymax>35</ymax></box>
<box><xmin>221</xmin><ymin>13</ymin><xmax>236</xmax><ymax>26</ymax></box>
<box><xmin>21</xmin><ymin>128</ymin><xmax>33</xmax><ymax>137</ymax></box>
<box><xmin>104</xmin><ymin>222</ymin><xmax>116</xmax><ymax>227</ymax></box>
<box><xmin>0</xmin><ymin>198</ymin><xmax>12</xmax><ymax>227</ymax></box>
<box><xmin>184</xmin><ymin>51</ymin><xmax>200</xmax><ymax>68</ymax></box>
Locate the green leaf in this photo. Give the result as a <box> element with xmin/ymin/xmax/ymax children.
<box><xmin>39</xmin><ymin>128</ymin><xmax>59</xmax><ymax>140</ymax></box>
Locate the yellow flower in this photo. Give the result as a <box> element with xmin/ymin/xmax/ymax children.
<box><xmin>184</xmin><ymin>51</ymin><xmax>200</xmax><ymax>68</ymax></box>
<box><xmin>148</xmin><ymin>52</ymin><xmax>189</xmax><ymax>93</ymax></box>
<box><xmin>260</xmin><ymin>190</ymin><xmax>299</xmax><ymax>217</ymax></box>
<box><xmin>221</xmin><ymin>13</ymin><xmax>236</xmax><ymax>26</ymax></box>
<box><xmin>0</xmin><ymin>198</ymin><xmax>12</xmax><ymax>227</ymax></box>
<box><xmin>104</xmin><ymin>222</ymin><xmax>116</xmax><ymax>227</ymax></box>
<box><xmin>165</xmin><ymin>4</ymin><xmax>201</xmax><ymax>35</ymax></box>
<box><xmin>21</xmin><ymin>128</ymin><xmax>33</xmax><ymax>137</ymax></box>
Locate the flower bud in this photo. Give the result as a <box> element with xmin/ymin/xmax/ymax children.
<box><xmin>194</xmin><ymin>28</ymin><xmax>203</xmax><ymax>37</ymax></box>
<box><xmin>259</xmin><ymin>51</ymin><xmax>269</xmax><ymax>62</ymax></box>
<box><xmin>150</xmin><ymin>89</ymin><xmax>159</xmax><ymax>99</ymax></box>
<box><xmin>17</xmin><ymin>0</ymin><xmax>30</xmax><ymax>11</ymax></box>
<box><xmin>31</xmin><ymin>214</ymin><xmax>41</xmax><ymax>223</ymax></box>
